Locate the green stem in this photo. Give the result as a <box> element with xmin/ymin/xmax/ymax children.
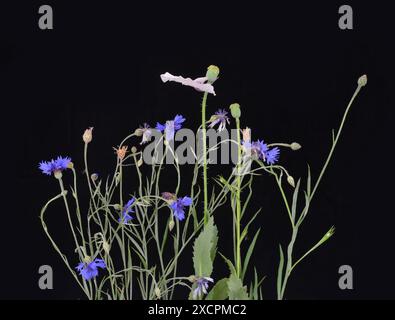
<box><xmin>311</xmin><ymin>83</ymin><xmax>363</xmax><ymax>199</ymax></box>
<box><xmin>278</xmin><ymin>80</ymin><xmax>365</xmax><ymax>300</ymax></box>
<box><xmin>201</xmin><ymin>91</ymin><xmax>209</xmax><ymax>225</ymax></box>
<box><xmin>58</xmin><ymin>177</ymin><xmax>83</xmax><ymax>258</ymax></box>
<box><xmin>40</xmin><ymin>193</ymin><xmax>91</xmax><ymax>299</ymax></box>
<box><xmin>83</xmin><ymin>143</ymin><xmax>95</xmax><ymax>256</ymax></box>
<box><xmin>235</xmin><ymin>118</ymin><xmax>242</xmax><ymax>277</ymax></box>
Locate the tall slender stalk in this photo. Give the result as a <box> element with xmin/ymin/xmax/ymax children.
<box><xmin>278</xmin><ymin>75</ymin><xmax>367</xmax><ymax>300</ymax></box>
<box><xmin>201</xmin><ymin>91</ymin><xmax>209</xmax><ymax>224</ymax></box>
<box><xmin>235</xmin><ymin>117</ymin><xmax>242</xmax><ymax>277</ymax></box>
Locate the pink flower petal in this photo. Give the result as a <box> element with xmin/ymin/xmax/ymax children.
<box><xmin>160</xmin><ymin>72</ymin><xmax>216</xmax><ymax>95</ymax></box>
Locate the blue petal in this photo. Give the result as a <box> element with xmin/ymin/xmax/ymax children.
<box><xmin>93</xmin><ymin>258</ymin><xmax>106</xmax><ymax>269</ymax></box>
<box><xmin>156</xmin><ymin>122</ymin><xmax>166</xmax><ymax>132</ymax></box>
<box><xmin>180</xmin><ymin>196</ymin><xmax>192</xmax><ymax>206</ymax></box>
<box><xmin>173</xmin><ymin>114</ymin><xmax>186</xmax><ymax>129</ymax></box>
<box><xmin>173</xmin><ymin>207</ymin><xmax>185</xmax><ymax>221</ymax></box>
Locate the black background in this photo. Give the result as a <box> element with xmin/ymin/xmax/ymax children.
<box><xmin>0</xmin><ymin>1</ymin><xmax>394</xmax><ymax>300</ymax></box>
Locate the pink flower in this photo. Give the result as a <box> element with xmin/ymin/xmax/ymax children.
<box><xmin>160</xmin><ymin>72</ymin><xmax>216</xmax><ymax>95</ymax></box>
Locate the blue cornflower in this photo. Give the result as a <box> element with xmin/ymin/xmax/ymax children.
<box><xmin>193</xmin><ymin>276</ymin><xmax>214</xmax><ymax>299</ymax></box>
<box><xmin>265</xmin><ymin>147</ymin><xmax>280</xmax><ymax>165</ymax></box>
<box><xmin>76</xmin><ymin>258</ymin><xmax>106</xmax><ymax>281</ymax></box>
<box><xmin>119</xmin><ymin>197</ymin><xmax>135</xmax><ymax>224</ymax></box>
<box><xmin>156</xmin><ymin>114</ymin><xmax>186</xmax><ymax>141</ymax></box>
<box><xmin>39</xmin><ymin>156</ymin><xmax>71</xmax><ymax>176</ymax></box>
<box><xmin>209</xmin><ymin>109</ymin><xmax>230</xmax><ymax>131</ymax></box>
<box><xmin>170</xmin><ymin>196</ymin><xmax>192</xmax><ymax>221</ymax></box>
<box><xmin>242</xmin><ymin>140</ymin><xmax>280</xmax><ymax>165</ymax></box>
<box><xmin>242</xmin><ymin>140</ymin><xmax>268</xmax><ymax>159</ymax></box>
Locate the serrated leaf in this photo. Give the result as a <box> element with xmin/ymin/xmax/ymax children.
<box><xmin>219</xmin><ymin>252</ymin><xmax>237</xmax><ymax>276</ymax></box>
<box><xmin>228</xmin><ymin>274</ymin><xmax>249</xmax><ymax>300</ymax></box>
<box><xmin>193</xmin><ymin>216</ymin><xmax>218</xmax><ymax>277</ymax></box>
<box><xmin>205</xmin><ymin>278</ymin><xmax>229</xmax><ymax>300</ymax></box>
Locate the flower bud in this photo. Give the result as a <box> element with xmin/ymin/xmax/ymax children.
<box><xmin>67</xmin><ymin>162</ymin><xmax>74</xmax><ymax>169</ymax></box>
<box><xmin>206</xmin><ymin>65</ymin><xmax>220</xmax><ymax>83</ymax></box>
<box><xmin>287</xmin><ymin>175</ymin><xmax>295</xmax><ymax>188</ymax></box>
<box><xmin>358</xmin><ymin>74</ymin><xmax>368</xmax><ymax>87</ymax></box>
<box><xmin>137</xmin><ymin>157</ymin><xmax>143</xmax><ymax>167</ymax></box>
<box><xmin>242</xmin><ymin>127</ymin><xmax>251</xmax><ymax>143</ymax></box>
<box><xmin>134</xmin><ymin>128</ymin><xmax>143</xmax><ymax>136</ymax></box>
<box><xmin>290</xmin><ymin>142</ymin><xmax>302</xmax><ymax>151</ymax></box>
<box><xmin>103</xmin><ymin>240</ymin><xmax>111</xmax><ymax>254</ymax></box>
<box><xmin>54</xmin><ymin>170</ymin><xmax>63</xmax><ymax>179</ymax></box>
<box><xmin>155</xmin><ymin>287</ymin><xmax>161</xmax><ymax>299</ymax></box>
<box><xmin>114</xmin><ymin>204</ymin><xmax>121</xmax><ymax>210</ymax></box>
<box><xmin>131</xmin><ymin>146</ymin><xmax>138</xmax><ymax>154</ymax></box>
<box><xmin>83</xmin><ymin>127</ymin><xmax>94</xmax><ymax>144</ymax></box>
<box><xmin>187</xmin><ymin>275</ymin><xmax>197</xmax><ymax>283</ymax></box>
<box><xmin>91</xmin><ymin>173</ymin><xmax>99</xmax><ymax>182</ymax></box>
<box><xmin>83</xmin><ymin>256</ymin><xmax>91</xmax><ymax>263</ymax></box>
<box><xmin>229</xmin><ymin>103</ymin><xmax>241</xmax><ymax>119</ymax></box>
<box><xmin>168</xmin><ymin>219</ymin><xmax>175</xmax><ymax>231</ymax></box>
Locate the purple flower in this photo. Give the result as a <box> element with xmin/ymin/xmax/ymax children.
<box><xmin>242</xmin><ymin>140</ymin><xmax>280</xmax><ymax>165</ymax></box>
<box><xmin>160</xmin><ymin>72</ymin><xmax>216</xmax><ymax>95</ymax></box>
<box><xmin>39</xmin><ymin>156</ymin><xmax>71</xmax><ymax>175</ymax></box>
<box><xmin>265</xmin><ymin>147</ymin><xmax>280</xmax><ymax>165</ymax></box>
<box><xmin>193</xmin><ymin>277</ymin><xmax>214</xmax><ymax>299</ymax></box>
<box><xmin>135</xmin><ymin>123</ymin><xmax>152</xmax><ymax>145</ymax></box>
<box><xmin>156</xmin><ymin>115</ymin><xmax>186</xmax><ymax>142</ymax></box>
<box><xmin>209</xmin><ymin>109</ymin><xmax>230</xmax><ymax>132</ymax></box>
<box><xmin>119</xmin><ymin>197</ymin><xmax>135</xmax><ymax>224</ymax></box>
<box><xmin>76</xmin><ymin>258</ymin><xmax>106</xmax><ymax>281</ymax></box>
<box><xmin>170</xmin><ymin>196</ymin><xmax>192</xmax><ymax>221</ymax></box>
<box><xmin>242</xmin><ymin>140</ymin><xmax>268</xmax><ymax>159</ymax></box>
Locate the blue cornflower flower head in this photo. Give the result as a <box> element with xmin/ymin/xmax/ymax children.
<box><xmin>242</xmin><ymin>140</ymin><xmax>280</xmax><ymax>164</ymax></box>
<box><xmin>242</xmin><ymin>140</ymin><xmax>268</xmax><ymax>160</ymax></box>
<box><xmin>119</xmin><ymin>197</ymin><xmax>135</xmax><ymax>224</ymax></box>
<box><xmin>208</xmin><ymin>109</ymin><xmax>230</xmax><ymax>132</ymax></box>
<box><xmin>39</xmin><ymin>156</ymin><xmax>72</xmax><ymax>176</ymax></box>
<box><xmin>170</xmin><ymin>196</ymin><xmax>192</xmax><ymax>221</ymax></box>
<box><xmin>193</xmin><ymin>276</ymin><xmax>214</xmax><ymax>299</ymax></box>
<box><xmin>76</xmin><ymin>258</ymin><xmax>106</xmax><ymax>281</ymax></box>
<box><xmin>265</xmin><ymin>147</ymin><xmax>280</xmax><ymax>165</ymax></box>
<box><xmin>156</xmin><ymin>114</ymin><xmax>186</xmax><ymax>142</ymax></box>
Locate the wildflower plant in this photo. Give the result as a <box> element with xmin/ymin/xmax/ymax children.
<box><xmin>39</xmin><ymin>66</ymin><xmax>367</xmax><ymax>300</ymax></box>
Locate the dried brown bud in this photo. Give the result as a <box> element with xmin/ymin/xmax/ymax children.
<box><xmin>242</xmin><ymin>127</ymin><xmax>251</xmax><ymax>143</ymax></box>
<box><xmin>83</xmin><ymin>127</ymin><xmax>94</xmax><ymax>144</ymax></box>
<box><xmin>114</xmin><ymin>146</ymin><xmax>128</xmax><ymax>160</ymax></box>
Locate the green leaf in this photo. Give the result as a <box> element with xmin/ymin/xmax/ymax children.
<box><xmin>193</xmin><ymin>216</ymin><xmax>218</xmax><ymax>277</ymax></box>
<box><xmin>219</xmin><ymin>252</ymin><xmax>237</xmax><ymax>276</ymax></box>
<box><xmin>307</xmin><ymin>164</ymin><xmax>311</xmax><ymax>197</ymax></box>
<box><xmin>228</xmin><ymin>273</ymin><xmax>249</xmax><ymax>300</ymax></box>
<box><xmin>276</xmin><ymin>244</ymin><xmax>285</xmax><ymax>299</ymax></box>
<box><xmin>291</xmin><ymin>179</ymin><xmax>301</xmax><ymax>222</ymax></box>
<box><xmin>240</xmin><ymin>209</ymin><xmax>261</xmax><ymax>242</ymax></box>
<box><xmin>205</xmin><ymin>278</ymin><xmax>229</xmax><ymax>300</ymax></box>
<box><xmin>241</xmin><ymin>228</ymin><xmax>261</xmax><ymax>280</ymax></box>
